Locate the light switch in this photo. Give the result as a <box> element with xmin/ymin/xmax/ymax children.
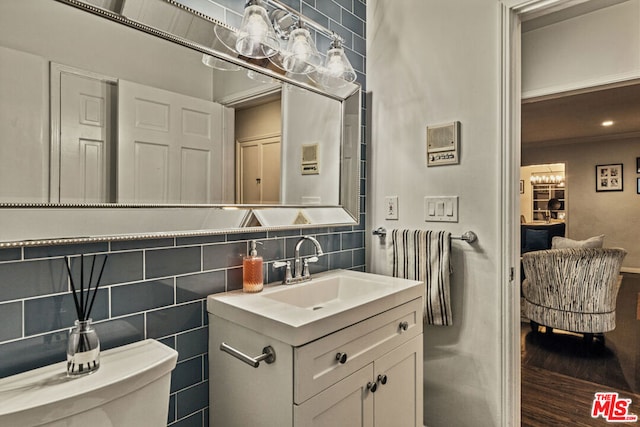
<box><xmin>424</xmin><ymin>196</ymin><xmax>459</xmax><ymax>222</ymax></box>
<box><xmin>446</xmin><ymin>200</ymin><xmax>454</xmax><ymax>216</ymax></box>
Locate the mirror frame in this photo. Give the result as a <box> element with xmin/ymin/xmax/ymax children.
<box><xmin>0</xmin><ymin>0</ymin><xmax>361</xmax><ymax>247</ymax></box>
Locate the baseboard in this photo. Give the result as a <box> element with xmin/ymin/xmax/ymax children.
<box><xmin>621</xmin><ymin>267</ymin><xmax>640</xmax><ymax>274</ymax></box>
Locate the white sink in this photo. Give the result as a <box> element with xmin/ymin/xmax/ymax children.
<box><xmin>263</xmin><ymin>274</ymin><xmax>392</xmax><ymax>310</ymax></box>
<box><xmin>207</xmin><ymin>269</ymin><xmax>424</xmax><ymax>346</ymax></box>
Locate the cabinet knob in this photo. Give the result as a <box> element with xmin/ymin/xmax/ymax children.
<box><xmin>377</xmin><ymin>374</ymin><xmax>388</xmax><ymax>385</ymax></box>
<box><xmin>335</xmin><ymin>352</ymin><xmax>348</xmax><ymax>364</ymax></box>
<box><xmin>399</xmin><ymin>321</ymin><xmax>409</xmax><ymax>331</ymax></box>
<box><xmin>367</xmin><ymin>381</ymin><xmax>377</xmax><ymax>393</ymax></box>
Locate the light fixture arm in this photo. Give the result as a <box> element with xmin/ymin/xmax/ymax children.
<box><xmin>263</xmin><ymin>0</ymin><xmax>345</xmax><ymax>45</ymax></box>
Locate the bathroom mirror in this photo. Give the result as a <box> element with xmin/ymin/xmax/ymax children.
<box><xmin>0</xmin><ymin>0</ymin><xmax>361</xmax><ymax>245</ymax></box>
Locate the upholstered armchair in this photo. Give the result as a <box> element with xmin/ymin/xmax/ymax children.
<box><xmin>522</xmin><ymin>248</ymin><xmax>627</xmax><ymax>342</ymax></box>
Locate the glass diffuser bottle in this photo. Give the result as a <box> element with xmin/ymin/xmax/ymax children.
<box><xmin>67</xmin><ymin>318</ymin><xmax>100</xmax><ymax>376</ymax></box>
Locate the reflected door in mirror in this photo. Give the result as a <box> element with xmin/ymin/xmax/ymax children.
<box><xmin>237</xmin><ymin>137</ymin><xmax>281</xmax><ymax>204</ymax></box>
<box><xmin>118</xmin><ymin>80</ymin><xmax>224</xmax><ymax>204</ymax></box>
<box><xmin>58</xmin><ymin>69</ymin><xmax>116</xmax><ymax>203</ymax></box>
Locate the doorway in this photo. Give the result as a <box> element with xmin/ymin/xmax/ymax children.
<box><xmin>504</xmin><ymin>0</ymin><xmax>640</xmax><ymax>424</ymax></box>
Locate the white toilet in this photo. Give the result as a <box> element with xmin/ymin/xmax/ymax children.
<box><xmin>0</xmin><ymin>339</ymin><xmax>178</xmax><ymax>426</ymax></box>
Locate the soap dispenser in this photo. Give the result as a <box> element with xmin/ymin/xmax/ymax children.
<box><xmin>243</xmin><ymin>240</ymin><xmax>263</xmax><ymax>293</ymax></box>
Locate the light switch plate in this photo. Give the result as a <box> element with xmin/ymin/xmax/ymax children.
<box><xmin>385</xmin><ymin>196</ymin><xmax>399</xmax><ymax>220</ymax></box>
<box><xmin>424</xmin><ymin>196</ymin><xmax>458</xmax><ymax>222</ymax></box>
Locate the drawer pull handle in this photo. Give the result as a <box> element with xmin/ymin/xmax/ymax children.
<box><xmin>399</xmin><ymin>321</ymin><xmax>409</xmax><ymax>331</ymax></box>
<box><xmin>377</xmin><ymin>374</ymin><xmax>388</xmax><ymax>385</ymax></box>
<box><xmin>220</xmin><ymin>342</ymin><xmax>276</xmax><ymax>368</ymax></box>
<box><xmin>367</xmin><ymin>381</ymin><xmax>377</xmax><ymax>393</ymax></box>
<box><xmin>336</xmin><ymin>352</ymin><xmax>348</xmax><ymax>364</ymax></box>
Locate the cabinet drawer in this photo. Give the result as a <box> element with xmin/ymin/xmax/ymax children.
<box><xmin>293</xmin><ymin>298</ymin><xmax>422</xmax><ymax>404</ymax></box>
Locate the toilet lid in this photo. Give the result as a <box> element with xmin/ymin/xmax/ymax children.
<box><xmin>0</xmin><ymin>339</ymin><xmax>177</xmax><ymax>426</ymax></box>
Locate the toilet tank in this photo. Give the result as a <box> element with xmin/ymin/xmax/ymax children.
<box><xmin>0</xmin><ymin>339</ymin><xmax>178</xmax><ymax>426</ymax></box>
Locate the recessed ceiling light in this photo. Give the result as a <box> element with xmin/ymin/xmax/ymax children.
<box><xmin>602</xmin><ymin>120</ymin><xmax>614</xmax><ymax>127</ymax></box>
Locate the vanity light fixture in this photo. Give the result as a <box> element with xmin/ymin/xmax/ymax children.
<box><xmin>214</xmin><ymin>0</ymin><xmax>357</xmax><ymax>84</ymax></box>
<box><xmin>602</xmin><ymin>120</ymin><xmax>614</xmax><ymax>127</ymax></box>
<box><xmin>235</xmin><ymin>0</ymin><xmax>279</xmax><ymax>59</ymax></box>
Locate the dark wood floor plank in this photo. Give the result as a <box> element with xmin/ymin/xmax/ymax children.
<box><xmin>522</xmin><ymin>273</ymin><xmax>640</xmax><ymax>426</ymax></box>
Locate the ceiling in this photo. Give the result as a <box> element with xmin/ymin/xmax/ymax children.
<box><xmin>521</xmin><ymin>82</ymin><xmax>640</xmax><ymax>145</ymax></box>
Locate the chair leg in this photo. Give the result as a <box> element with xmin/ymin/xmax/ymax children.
<box><xmin>530</xmin><ymin>320</ymin><xmax>540</xmax><ymax>334</ymax></box>
<box><xmin>583</xmin><ymin>333</ymin><xmax>594</xmax><ymax>345</ymax></box>
<box><xmin>545</xmin><ymin>326</ymin><xmax>553</xmax><ymax>335</ymax></box>
<box><xmin>594</xmin><ymin>334</ymin><xmax>605</xmax><ymax>347</ymax></box>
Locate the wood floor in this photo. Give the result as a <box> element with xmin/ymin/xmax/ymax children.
<box><xmin>521</xmin><ymin>273</ymin><xmax>640</xmax><ymax>426</ymax></box>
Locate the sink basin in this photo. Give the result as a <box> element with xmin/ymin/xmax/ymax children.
<box><xmin>207</xmin><ymin>269</ymin><xmax>424</xmax><ymax>346</ymax></box>
<box><xmin>263</xmin><ymin>275</ymin><xmax>391</xmax><ymax>310</ymax></box>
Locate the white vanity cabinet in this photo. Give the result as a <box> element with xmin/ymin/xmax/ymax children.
<box><xmin>209</xmin><ymin>296</ymin><xmax>424</xmax><ymax>427</ymax></box>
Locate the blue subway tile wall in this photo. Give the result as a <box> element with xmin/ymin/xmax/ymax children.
<box><xmin>0</xmin><ymin>1</ymin><xmax>366</xmax><ymax>426</ymax></box>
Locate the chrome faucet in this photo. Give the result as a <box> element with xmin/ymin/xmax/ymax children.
<box><xmin>294</xmin><ymin>236</ymin><xmax>323</xmax><ymax>279</ymax></box>
<box><xmin>274</xmin><ymin>235</ymin><xmax>324</xmax><ymax>284</ymax></box>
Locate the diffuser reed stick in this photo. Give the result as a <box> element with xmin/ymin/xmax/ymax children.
<box><xmin>64</xmin><ymin>254</ymin><xmax>108</xmax><ymax>354</ymax></box>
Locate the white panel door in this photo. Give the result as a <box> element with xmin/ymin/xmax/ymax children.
<box><xmin>118</xmin><ymin>79</ymin><xmax>223</xmax><ymax>204</ymax></box>
<box><xmin>374</xmin><ymin>336</ymin><xmax>423</xmax><ymax>427</ymax></box>
<box><xmin>261</xmin><ymin>139</ymin><xmax>281</xmax><ymax>204</ymax></box>
<box><xmin>236</xmin><ymin>136</ymin><xmax>281</xmax><ymax>204</ymax></box>
<box><xmin>294</xmin><ymin>364</ymin><xmax>374</xmax><ymax>427</ymax></box>
<box><xmin>238</xmin><ymin>142</ymin><xmax>261</xmax><ymax>204</ymax></box>
<box><xmin>59</xmin><ymin>72</ymin><xmax>113</xmax><ymax>203</ymax></box>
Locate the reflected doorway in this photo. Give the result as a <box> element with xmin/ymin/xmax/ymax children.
<box><xmin>234</xmin><ymin>96</ymin><xmax>282</xmax><ymax>204</ymax></box>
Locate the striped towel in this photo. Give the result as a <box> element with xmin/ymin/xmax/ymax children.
<box><xmin>387</xmin><ymin>229</ymin><xmax>453</xmax><ymax>326</ymax></box>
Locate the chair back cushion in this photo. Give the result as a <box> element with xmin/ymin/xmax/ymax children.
<box><xmin>551</xmin><ymin>234</ymin><xmax>604</xmax><ymax>249</ymax></box>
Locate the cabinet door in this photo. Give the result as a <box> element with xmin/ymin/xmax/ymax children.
<box><xmin>294</xmin><ymin>364</ymin><xmax>374</xmax><ymax>427</ymax></box>
<box><xmin>374</xmin><ymin>335</ymin><xmax>423</xmax><ymax>427</ymax></box>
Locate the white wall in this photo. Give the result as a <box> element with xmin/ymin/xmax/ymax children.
<box><xmin>281</xmin><ymin>87</ymin><xmax>341</xmax><ymax>205</ymax></box>
<box><xmin>523</xmin><ymin>139</ymin><xmax>640</xmax><ymax>269</ymax></box>
<box><xmin>368</xmin><ymin>1</ymin><xmax>502</xmax><ymax>425</ymax></box>
<box><xmin>522</xmin><ymin>0</ymin><xmax>640</xmax><ymax>97</ymax></box>
<box><xmin>521</xmin><ymin>0</ymin><xmax>640</xmax><ymax>270</ymax></box>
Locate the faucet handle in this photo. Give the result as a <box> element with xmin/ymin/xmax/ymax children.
<box><xmin>302</xmin><ymin>256</ymin><xmax>319</xmax><ymax>278</ymax></box>
<box><xmin>273</xmin><ymin>261</ymin><xmax>289</xmax><ymax>269</ymax></box>
<box><xmin>273</xmin><ymin>261</ymin><xmax>292</xmax><ymax>284</ymax></box>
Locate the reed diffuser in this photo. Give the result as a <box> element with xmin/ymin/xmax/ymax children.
<box><xmin>64</xmin><ymin>254</ymin><xmax>108</xmax><ymax>376</ymax></box>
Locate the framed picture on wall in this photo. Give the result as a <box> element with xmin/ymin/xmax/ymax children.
<box><xmin>637</xmin><ymin>177</ymin><xmax>640</xmax><ymax>194</ymax></box>
<box><xmin>596</xmin><ymin>164</ymin><xmax>623</xmax><ymax>192</ymax></box>
<box><xmin>637</xmin><ymin>157</ymin><xmax>640</xmax><ymax>173</ymax></box>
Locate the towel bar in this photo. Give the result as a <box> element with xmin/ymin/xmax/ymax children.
<box><xmin>372</xmin><ymin>227</ymin><xmax>477</xmax><ymax>243</ymax></box>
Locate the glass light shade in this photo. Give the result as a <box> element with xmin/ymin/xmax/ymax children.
<box><xmin>281</xmin><ymin>27</ymin><xmax>321</xmax><ymax>74</ymax></box>
<box><xmin>235</xmin><ymin>4</ymin><xmax>279</xmax><ymax>59</ymax></box>
<box><xmin>324</xmin><ymin>46</ymin><xmax>356</xmax><ymax>82</ymax></box>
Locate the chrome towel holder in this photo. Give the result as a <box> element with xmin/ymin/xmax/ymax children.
<box><xmin>372</xmin><ymin>227</ymin><xmax>478</xmax><ymax>243</ymax></box>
